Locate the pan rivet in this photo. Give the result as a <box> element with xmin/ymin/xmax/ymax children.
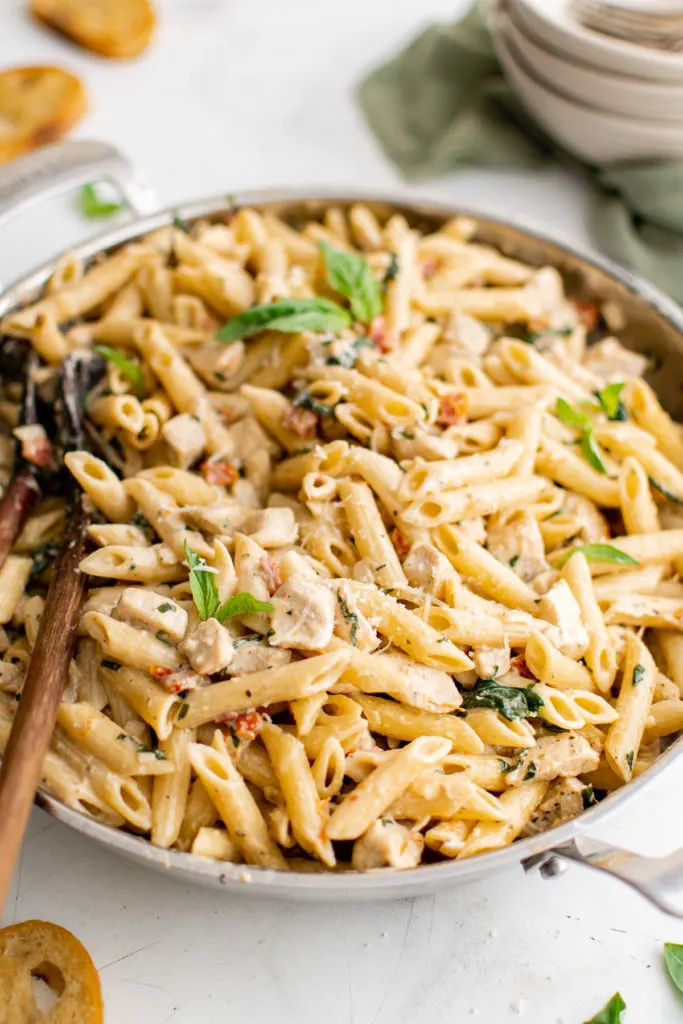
<box><xmin>539</xmin><ymin>856</ymin><xmax>568</xmax><ymax>880</ymax></box>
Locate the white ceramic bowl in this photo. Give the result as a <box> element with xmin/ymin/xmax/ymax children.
<box><xmin>512</xmin><ymin>0</ymin><xmax>683</xmax><ymax>81</ymax></box>
<box><xmin>492</xmin><ymin>22</ymin><xmax>683</xmax><ymax>163</ymax></box>
<box><xmin>499</xmin><ymin>3</ymin><xmax>683</xmax><ymax>121</ymax></box>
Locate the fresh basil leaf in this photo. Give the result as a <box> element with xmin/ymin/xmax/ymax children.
<box><xmin>583</xmin><ymin>992</ymin><xmax>626</xmax><ymax>1024</ymax></box>
<box><xmin>556</xmin><ymin>397</ymin><xmax>591</xmax><ymax>432</ymax></box>
<box><xmin>461</xmin><ymin>679</ymin><xmax>544</xmax><ymax>721</ymax></box>
<box><xmin>581</xmin><ymin>430</ymin><xmax>608</xmax><ymax>474</ymax></box>
<box><xmin>596</xmin><ymin>383</ymin><xmax>627</xmax><ymax>421</ymax></box>
<box><xmin>215</xmin><ymin>592</ymin><xmax>274</xmax><ymax>621</ymax></box>
<box><xmin>664</xmin><ymin>943</ymin><xmax>683</xmax><ymax>995</ymax></box>
<box><xmin>79</xmin><ymin>183</ymin><xmax>122</xmax><ymax>219</ymax></box>
<box><xmin>556</xmin><ymin>398</ymin><xmax>607</xmax><ymax>473</ymax></box>
<box><xmin>320</xmin><ymin>242</ymin><xmax>382</xmax><ymax>323</ymax></box>
<box><xmin>184</xmin><ymin>542</ymin><xmax>220</xmax><ymax>621</ymax></box>
<box><xmin>632</xmin><ymin>664</ymin><xmax>645</xmax><ymax>687</ymax></box>
<box><xmin>94</xmin><ymin>345</ymin><xmax>144</xmax><ymax>392</ymax></box>
<box><xmin>555</xmin><ymin>544</ymin><xmax>639</xmax><ymax>568</ymax></box>
<box><xmin>217</xmin><ymin>298</ymin><xmax>350</xmax><ymax>342</ymax></box>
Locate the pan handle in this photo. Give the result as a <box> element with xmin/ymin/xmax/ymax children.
<box><xmin>523</xmin><ymin>837</ymin><xmax>683</xmax><ymax>918</ymax></box>
<box><xmin>0</xmin><ymin>139</ymin><xmax>156</xmax><ymax>231</ymax></box>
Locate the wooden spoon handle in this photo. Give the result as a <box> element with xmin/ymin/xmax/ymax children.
<box><xmin>0</xmin><ymin>466</ymin><xmax>40</xmax><ymax>571</ymax></box>
<box><xmin>0</xmin><ymin>498</ymin><xmax>90</xmax><ymax>910</ymax></box>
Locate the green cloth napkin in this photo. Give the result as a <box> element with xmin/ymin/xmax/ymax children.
<box><xmin>358</xmin><ymin>2</ymin><xmax>683</xmax><ymax>301</ymax></box>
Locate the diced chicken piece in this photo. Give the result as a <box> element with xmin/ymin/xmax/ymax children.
<box><xmin>186</xmin><ymin>339</ymin><xmax>245</xmax><ymax>389</ymax></box>
<box><xmin>224</xmin><ymin>416</ymin><xmax>280</xmax><ymax>460</ymax></box>
<box><xmin>185</xmin><ymin>504</ymin><xmax>250</xmax><ymax>535</ymax></box>
<box><xmin>226</xmin><ymin>638</ymin><xmax>293</xmax><ymax>676</ymax></box>
<box><xmin>522</xmin><ymin>777</ymin><xmax>587</xmax><ymax>837</ymax></box>
<box><xmin>442</xmin><ymin>312</ymin><xmax>492</xmax><ymax>356</ymax></box>
<box><xmin>528</xmin><ymin>267</ymin><xmax>566</xmax><ymax>319</ymax></box>
<box><xmin>351</xmin><ymin>819</ymin><xmax>424</xmax><ymax>871</ymax></box>
<box><xmin>181</xmin><ymin>618</ymin><xmax>235</xmax><ymax>675</ymax></box>
<box><xmin>403</xmin><ymin>543</ymin><xmax>454</xmax><ymax>599</ymax></box>
<box><xmin>487</xmin><ymin>512</ymin><xmax>549</xmax><ymax>583</ymax></box>
<box><xmin>114</xmin><ymin>588</ymin><xmax>188</xmax><ymax>643</ymax></box>
<box><xmin>536</xmin><ymin>580</ymin><xmax>589</xmax><ymax>658</ymax></box>
<box><xmin>582</xmin><ymin>336</ymin><xmax>649</xmax><ymax>383</ymax></box>
<box><xmin>561</xmin><ymin>493</ymin><xmax>609</xmax><ymax>544</ymax></box>
<box><xmin>0</xmin><ymin>660</ymin><xmax>24</xmax><ymax>694</ymax></box>
<box><xmin>269</xmin><ymin>576</ymin><xmax>335</xmax><ymax>652</ymax></box>
<box><xmin>234</xmin><ymin>534</ymin><xmax>274</xmax><ymax>633</ymax></box>
<box><xmin>334</xmin><ymin>581</ymin><xmax>380</xmax><ymax>652</ymax></box>
<box><xmin>472</xmin><ymin>645</ymin><xmax>510</xmax><ymax>681</ymax></box>
<box><xmin>458</xmin><ymin>517</ymin><xmax>487</xmax><ymax>546</ymax></box>
<box><xmin>162</xmin><ymin>413</ymin><xmax>206</xmax><ymax>470</ymax></box>
<box><xmin>242</xmin><ymin>508</ymin><xmax>298</xmax><ymax>548</ymax></box>
<box><xmin>507</xmin><ymin>732</ymin><xmax>599</xmax><ymax>787</ymax></box>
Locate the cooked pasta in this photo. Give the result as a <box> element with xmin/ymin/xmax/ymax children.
<box><xmin>0</xmin><ymin>201</ymin><xmax>677</xmax><ymax>873</ymax></box>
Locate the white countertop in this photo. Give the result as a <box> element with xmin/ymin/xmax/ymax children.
<box><xmin>2</xmin><ymin>0</ymin><xmax>683</xmax><ymax>1020</ymax></box>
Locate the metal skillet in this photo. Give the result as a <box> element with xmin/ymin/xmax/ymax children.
<box><xmin>2</xmin><ymin>139</ymin><xmax>683</xmax><ymax>909</ymax></box>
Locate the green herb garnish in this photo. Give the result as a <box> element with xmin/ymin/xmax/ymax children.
<box><xmin>626</xmin><ymin>750</ymin><xmax>635</xmax><ymax>771</ymax></box>
<box><xmin>157</xmin><ymin>603</ymin><xmax>174</xmax><ymax>614</ymax></box>
<box><xmin>383</xmin><ymin>252</ymin><xmax>399</xmax><ymax>287</ymax></box>
<box><xmin>461</xmin><ymin>679</ymin><xmax>544</xmax><ymax>721</ymax></box>
<box><xmin>664</xmin><ymin>943</ymin><xmax>683</xmax><ymax>995</ymax></box>
<box><xmin>649</xmin><ymin>476</ymin><xmax>683</xmax><ymax>505</ymax></box>
<box><xmin>325</xmin><ymin>335</ymin><xmax>372</xmax><ymax>368</ymax></box>
<box><xmin>292</xmin><ymin>390</ymin><xmax>337</xmax><ymax>420</ymax></box>
<box><xmin>337</xmin><ymin>593</ymin><xmax>359</xmax><ymax>646</ymax></box>
<box><xmin>632</xmin><ymin>664</ymin><xmax>645</xmax><ymax>687</ymax></box>
<box><xmin>95</xmin><ymin>345</ymin><xmax>144</xmax><ymax>392</ymax></box>
<box><xmin>581</xmin><ymin>786</ymin><xmax>597</xmax><ymax>809</ymax></box>
<box><xmin>555</xmin><ymin>398</ymin><xmax>607</xmax><ymax>474</ymax></box>
<box><xmin>116</xmin><ymin>733</ymin><xmax>167</xmax><ymax>760</ymax></box>
<box><xmin>595</xmin><ymin>382</ymin><xmax>627</xmax><ymax>421</ymax></box>
<box><xmin>320</xmin><ymin>242</ymin><xmax>382</xmax><ymax>323</ymax></box>
<box><xmin>185</xmin><ymin>542</ymin><xmax>273</xmax><ymax>622</ymax></box>
<box><xmin>555</xmin><ymin>543</ymin><xmax>639</xmax><ymax>568</ymax></box>
<box><xmin>583</xmin><ymin>992</ymin><xmax>626</xmax><ymax>1024</ymax></box>
<box><xmin>523</xmin><ymin>762</ymin><xmax>537</xmax><ymax>781</ymax></box>
<box><xmin>177</xmin><ymin>702</ymin><xmax>190</xmax><ymax>721</ymax></box>
<box><xmin>79</xmin><ymin>183</ymin><xmax>122</xmax><ymax>219</ymax></box>
<box><xmin>216</xmin><ymin>298</ymin><xmax>351</xmax><ymax>342</ymax></box>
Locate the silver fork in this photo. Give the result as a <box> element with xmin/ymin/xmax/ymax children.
<box><xmin>571</xmin><ymin>0</ymin><xmax>683</xmax><ymax>51</ymax></box>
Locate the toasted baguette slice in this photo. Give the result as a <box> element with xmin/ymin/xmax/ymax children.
<box><xmin>0</xmin><ymin>919</ymin><xmax>103</xmax><ymax>1022</ymax></box>
<box><xmin>30</xmin><ymin>0</ymin><xmax>156</xmax><ymax>60</ymax></box>
<box><xmin>0</xmin><ymin>65</ymin><xmax>87</xmax><ymax>165</ymax></box>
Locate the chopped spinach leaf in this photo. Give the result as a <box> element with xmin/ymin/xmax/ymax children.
<box><xmin>461</xmin><ymin>679</ymin><xmax>544</xmax><ymax>721</ymax></box>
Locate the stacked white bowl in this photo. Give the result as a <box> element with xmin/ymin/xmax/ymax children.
<box><xmin>490</xmin><ymin>0</ymin><xmax>683</xmax><ymax>164</ymax></box>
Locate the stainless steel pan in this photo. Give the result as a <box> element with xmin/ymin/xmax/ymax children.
<box><xmin>2</xmin><ymin>139</ymin><xmax>683</xmax><ymax>909</ymax></box>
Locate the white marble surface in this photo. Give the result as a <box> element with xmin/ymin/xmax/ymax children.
<box><xmin>2</xmin><ymin>0</ymin><xmax>683</xmax><ymax>1020</ymax></box>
